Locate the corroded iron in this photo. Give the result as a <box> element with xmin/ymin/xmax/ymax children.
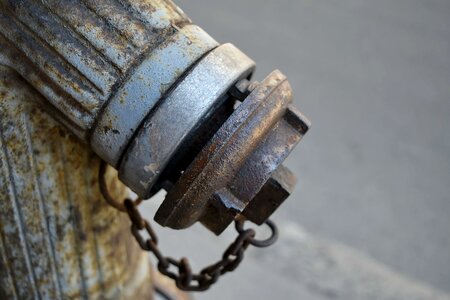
<box><xmin>156</xmin><ymin>71</ymin><xmax>310</xmax><ymax>234</ymax></box>
<box><xmin>99</xmin><ymin>171</ymin><xmax>279</xmax><ymax>292</ymax></box>
<box><xmin>119</xmin><ymin>44</ymin><xmax>255</xmax><ymax>198</ymax></box>
<box><xmin>0</xmin><ymin>0</ymin><xmax>310</xmax><ymax>297</ymax></box>
<box><xmin>0</xmin><ymin>66</ymin><xmax>153</xmax><ymax>299</ymax></box>
<box><xmin>0</xmin><ymin>1</ymin><xmax>310</xmax><ymax>220</ymax></box>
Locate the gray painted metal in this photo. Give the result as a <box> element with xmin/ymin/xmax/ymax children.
<box><xmin>0</xmin><ymin>0</ymin><xmax>190</xmax><ymax>139</ymax></box>
<box><xmin>0</xmin><ymin>0</ymin><xmax>220</xmax><ymax>198</ymax></box>
<box><xmin>0</xmin><ymin>4</ymin><xmax>310</xmax><ymax>290</ymax></box>
<box><xmin>119</xmin><ymin>43</ymin><xmax>255</xmax><ymax>198</ymax></box>
<box><xmin>91</xmin><ymin>25</ymin><xmax>218</xmax><ymax>167</ymax></box>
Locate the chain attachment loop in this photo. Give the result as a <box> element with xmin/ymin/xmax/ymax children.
<box><xmin>99</xmin><ymin>162</ymin><xmax>143</xmax><ymax>212</ymax></box>
<box><xmin>99</xmin><ymin>161</ymin><xmax>278</xmax><ymax>292</ymax></box>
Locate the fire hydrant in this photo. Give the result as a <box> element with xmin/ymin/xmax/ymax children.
<box><xmin>0</xmin><ymin>0</ymin><xmax>310</xmax><ymax>299</ymax></box>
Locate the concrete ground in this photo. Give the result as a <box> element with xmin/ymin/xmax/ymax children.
<box><xmin>147</xmin><ymin>0</ymin><xmax>450</xmax><ymax>299</ymax></box>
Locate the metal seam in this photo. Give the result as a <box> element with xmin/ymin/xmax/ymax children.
<box><xmin>17</xmin><ymin>0</ymin><xmax>114</xmax><ymax>95</ymax></box>
<box><xmin>0</xmin><ymin>13</ymin><xmax>101</xmax><ymax>117</ymax></box>
<box><xmin>40</xmin><ymin>1</ymin><xmax>124</xmax><ymax>76</ymax></box>
<box><xmin>0</xmin><ymin>229</ymin><xmax>18</xmax><ymax>299</ymax></box>
<box><xmin>0</xmin><ymin>117</ymin><xmax>41</xmax><ymax>300</ymax></box>
<box><xmin>58</xmin><ymin>141</ymin><xmax>89</xmax><ymax>300</ymax></box>
<box><xmin>83</xmin><ymin>162</ymin><xmax>107</xmax><ymax>297</ymax></box>
<box><xmin>0</xmin><ymin>33</ymin><xmax>94</xmax><ymax>134</ymax></box>
<box><xmin>0</xmin><ymin>122</ymin><xmax>19</xmax><ymax>300</ymax></box>
<box><xmin>80</xmin><ymin>0</ymin><xmax>151</xmax><ymax>49</ymax></box>
<box><xmin>116</xmin><ymin>0</ymin><xmax>158</xmax><ymax>28</ymax></box>
<box><xmin>116</xmin><ymin>0</ymin><xmax>183</xmax><ymax>29</ymax></box>
<box><xmin>2</xmin><ymin>6</ymin><xmax>105</xmax><ymax>98</ymax></box>
<box><xmin>41</xmin><ymin>0</ymin><xmax>134</xmax><ymax>71</ymax></box>
<box><xmin>23</xmin><ymin>115</ymin><xmax>64</xmax><ymax>300</ymax></box>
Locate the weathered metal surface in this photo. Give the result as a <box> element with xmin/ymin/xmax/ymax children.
<box><xmin>102</xmin><ymin>186</ymin><xmax>278</xmax><ymax>292</ymax></box>
<box><xmin>91</xmin><ymin>25</ymin><xmax>218</xmax><ymax>167</ymax></box>
<box><xmin>155</xmin><ymin>70</ymin><xmax>310</xmax><ymax>234</ymax></box>
<box><xmin>0</xmin><ymin>0</ymin><xmax>310</xmax><ymax>242</ymax></box>
<box><xmin>119</xmin><ymin>43</ymin><xmax>255</xmax><ymax>198</ymax></box>
<box><xmin>0</xmin><ymin>0</ymin><xmax>191</xmax><ymax>139</ymax></box>
<box><xmin>242</xmin><ymin>165</ymin><xmax>297</xmax><ymax>225</ymax></box>
<box><xmin>0</xmin><ymin>66</ymin><xmax>153</xmax><ymax>299</ymax></box>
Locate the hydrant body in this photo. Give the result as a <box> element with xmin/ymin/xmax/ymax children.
<box><xmin>0</xmin><ymin>0</ymin><xmax>310</xmax><ymax>298</ymax></box>
<box><xmin>0</xmin><ymin>67</ymin><xmax>153</xmax><ymax>299</ymax></box>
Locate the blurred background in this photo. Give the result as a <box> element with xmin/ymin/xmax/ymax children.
<box><xmin>142</xmin><ymin>0</ymin><xmax>450</xmax><ymax>299</ymax></box>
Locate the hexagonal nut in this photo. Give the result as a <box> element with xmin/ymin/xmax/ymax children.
<box><xmin>242</xmin><ymin>164</ymin><xmax>297</xmax><ymax>225</ymax></box>
<box><xmin>200</xmin><ymin>188</ymin><xmax>246</xmax><ymax>235</ymax></box>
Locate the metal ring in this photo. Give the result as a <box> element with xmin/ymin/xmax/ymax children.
<box><xmin>223</xmin><ymin>229</ymin><xmax>255</xmax><ymax>258</ymax></box>
<box><xmin>91</xmin><ymin>25</ymin><xmax>218</xmax><ymax>167</ymax></box>
<box><xmin>155</xmin><ymin>70</ymin><xmax>292</xmax><ymax>232</ymax></box>
<box><xmin>119</xmin><ymin>43</ymin><xmax>255</xmax><ymax>198</ymax></box>
<box><xmin>99</xmin><ymin>161</ymin><xmax>142</xmax><ymax>212</ymax></box>
<box><xmin>178</xmin><ymin>258</ymin><xmax>193</xmax><ymax>287</ymax></box>
<box><xmin>235</xmin><ymin>219</ymin><xmax>278</xmax><ymax>248</ymax></box>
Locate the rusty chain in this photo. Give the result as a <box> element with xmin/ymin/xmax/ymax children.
<box><xmin>99</xmin><ymin>161</ymin><xmax>278</xmax><ymax>292</ymax></box>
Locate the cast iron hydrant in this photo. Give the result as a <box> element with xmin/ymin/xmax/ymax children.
<box><xmin>0</xmin><ymin>0</ymin><xmax>310</xmax><ymax>299</ymax></box>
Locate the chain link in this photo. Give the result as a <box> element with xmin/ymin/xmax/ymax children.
<box><xmin>99</xmin><ymin>161</ymin><xmax>278</xmax><ymax>292</ymax></box>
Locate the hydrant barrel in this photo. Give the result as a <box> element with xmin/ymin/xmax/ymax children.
<box><xmin>0</xmin><ymin>66</ymin><xmax>153</xmax><ymax>299</ymax></box>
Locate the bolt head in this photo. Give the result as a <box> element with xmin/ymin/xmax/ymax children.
<box><xmin>242</xmin><ymin>165</ymin><xmax>297</xmax><ymax>225</ymax></box>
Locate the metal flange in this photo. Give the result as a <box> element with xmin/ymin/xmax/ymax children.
<box><xmin>118</xmin><ymin>43</ymin><xmax>255</xmax><ymax>198</ymax></box>
<box><xmin>91</xmin><ymin>25</ymin><xmax>218</xmax><ymax>167</ymax></box>
<box><xmin>155</xmin><ymin>70</ymin><xmax>310</xmax><ymax>234</ymax></box>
